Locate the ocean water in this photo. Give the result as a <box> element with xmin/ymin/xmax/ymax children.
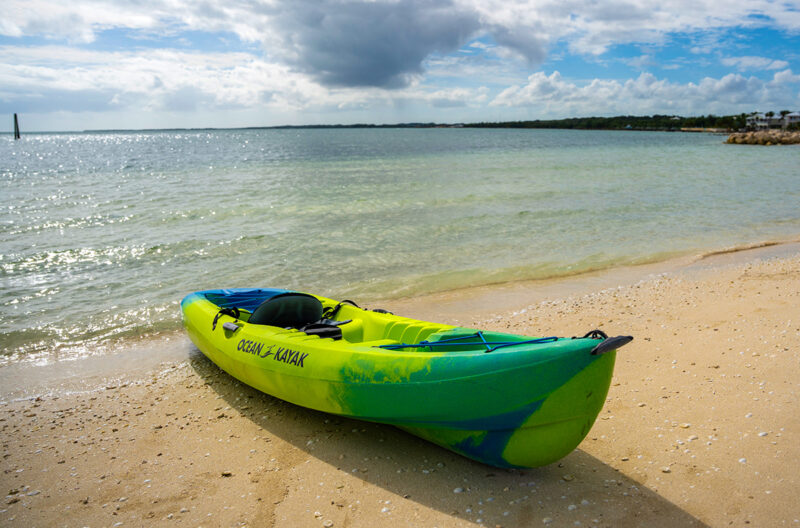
<box><xmin>2</xmin><ymin>128</ymin><xmax>799</xmax><ymax>365</ymax></box>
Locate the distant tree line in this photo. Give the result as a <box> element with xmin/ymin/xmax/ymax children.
<box><xmin>263</xmin><ymin>123</ymin><xmax>438</xmax><ymax>129</ymax></box>
<box><xmin>465</xmin><ymin>114</ymin><xmax>749</xmax><ymax>131</ymax></box>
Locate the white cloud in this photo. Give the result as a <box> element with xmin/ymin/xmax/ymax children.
<box><xmin>3</xmin><ymin>0</ymin><xmax>800</xmax><ymax>86</ymax></box>
<box><xmin>772</xmin><ymin>69</ymin><xmax>800</xmax><ymax>84</ymax></box>
<box><xmin>625</xmin><ymin>54</ymin><xmax>658</xmax><ymax>70</ymax></box>
<box><xmin>0</xmin><ymin>46</ymin><xmax>324</xmax><ymax>112</ymax></box>
<box><xmin>463</xmin><ymin>0</ymin><xmax>800</xmax><ymax>58</ymax></box>
<box><xmin>427</xmin><ymin>87</ymin><xmax>489</xmax><ymax>107</ymax></box>
<box><xmin>721</xmin><ymin>56</ymin><xmax>790</xmax><ymax>71</ymax></box>
<box><xmin>490</xmin><ymin>69</ymin><xmax>800</xmax><ymax>117</ymax></box>
<box><xmin>0</xmin><ymin>44</ymin><xmax>492</xmax><ymax>119</ymax></box>
<box><xmin>1</xmin><ymin>1</ymin><xmax>168</xmax><ymax>43</ymax></box>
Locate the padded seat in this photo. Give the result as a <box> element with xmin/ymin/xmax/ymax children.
<box><xmin>248</xmin><ymin>292</ymin><xmax>323</xmax><ymax>329</ymax></box>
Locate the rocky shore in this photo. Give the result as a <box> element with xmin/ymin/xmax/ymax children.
<box><xmin>727</xmin><ymin>129</ymin><xmax>800</xmax><ymax>145</ymax></box>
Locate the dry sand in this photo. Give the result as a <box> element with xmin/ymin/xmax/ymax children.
<box><xmin>2</xmin><ymin>247</ymin><xmax>799</xmax><ymax>527</ymax></box>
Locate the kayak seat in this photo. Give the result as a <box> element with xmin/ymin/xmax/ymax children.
<box><xmin>249</xmin><ymin>292</ymin><xmax>349</xmax><ymax>340</ymax></box>
<box><xmin>249</xmin><ymin>292</ymin><xmax>323</xmax><ymax>329</ymax></box>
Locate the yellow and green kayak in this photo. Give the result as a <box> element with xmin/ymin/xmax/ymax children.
<box><xmin>181</xmin><ymin>288</ymin><xmax>632</xmax><ymax>468</ymax></box>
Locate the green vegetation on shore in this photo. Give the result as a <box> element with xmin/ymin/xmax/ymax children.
<box><xmin>465</xmin><ymin>114</ymin><xmax>746</xmax><ymax>131</ymax></box>
<box><xmin>254</xmin><ymin>114</ymin><xmax>749</xmax><ymax>132</ymax></box>
<box><xmin>79</xmin><ymin>113</ymin><xmax>797</xmax><ymax>134</ymax></box>
<box><xmin>260</xmin><ymin>115</ymin><xmax>745</xmax><ymax>131</ymax></box>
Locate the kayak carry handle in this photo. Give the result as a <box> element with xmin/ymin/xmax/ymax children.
<box><xmin>222</xmin><ymin>322</ymin><xmax>240</xmax><ymax>332</ymax></box>
<box><xmin>590</xmin><ymin>335</ymin><xmax>633</xmax><ymax>355</ymax></box>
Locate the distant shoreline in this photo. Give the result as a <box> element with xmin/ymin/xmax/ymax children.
<box><xmin>80</xmin><ymin>115</ymin><xmax>745</xmax><ymax>134</ymax></box>
<box><xmin>5</xmin><ymin>114</ymin><xmax>756</xmax><ymax>134</ymax></box>
<box><xmin>7</xmin><ymin>126</ymin><xmax>732</xmax><ymax>135</ymax></box>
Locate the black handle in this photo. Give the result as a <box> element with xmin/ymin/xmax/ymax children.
<box><xmin>590</xmin><ymin>335</ymin><xmax>633</xmax><ymax>355</ymax></box>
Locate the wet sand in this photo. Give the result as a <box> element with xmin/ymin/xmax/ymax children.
<box><xmin>2</xmin><ymin>246</ymin><xmax>799</xmax><ymax>527</ymax></box>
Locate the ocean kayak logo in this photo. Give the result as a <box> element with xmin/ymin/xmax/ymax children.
<box><xmin>237</xmin><ymin>339</ymin><xmax>308</xmax><ymax>368</ymax></box>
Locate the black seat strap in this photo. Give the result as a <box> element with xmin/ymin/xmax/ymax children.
<box><xmin>322</xmin><ymin>299</ymin><xmax>359</xmax><ymax>319</ymax></box>
<box><xmin>212</xmin><ymin>307</ymin><xmax>240</xmax><ymax>330</ymax></box>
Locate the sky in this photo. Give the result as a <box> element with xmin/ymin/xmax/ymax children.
<box><xmin>2</xmin><ymin>0</ymin><xmax>800</xmax><ymax>131</ymax></box>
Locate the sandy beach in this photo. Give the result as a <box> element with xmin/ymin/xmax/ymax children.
<box><xmin>2</xmin><ymin>246</ymin><xmax>799</xmax><ymax>527</ymax></box>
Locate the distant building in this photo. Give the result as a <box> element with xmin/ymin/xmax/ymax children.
<box><xmin>746</xmin><ymin>114</ymin><xmax>768</xmax><ymax>129</ymax></box>
<box><xmin>746</xmin><ymin>112</ymin><xmax>797</xmax><ymax>130</ymax></box>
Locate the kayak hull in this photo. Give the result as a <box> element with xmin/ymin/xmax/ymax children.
<box><xmin>181</xmin><ymin>289</ymin><xmax>619</xmax><ymax>468</ymax></box>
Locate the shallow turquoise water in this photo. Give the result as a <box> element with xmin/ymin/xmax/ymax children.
<box><xmin>1</xmin><ymin>128</ymin><xmax>799</xmax><ymax>362</ymax></box>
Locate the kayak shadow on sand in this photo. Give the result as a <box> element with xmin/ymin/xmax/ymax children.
<box><xmin>188</xmin><ymin>347</ymin><xmax>709</xmax><ymax>527</ymax></box>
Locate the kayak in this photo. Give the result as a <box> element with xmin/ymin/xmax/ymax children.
<box><xmin>180</xmin><ymin>288</ymin><xmax>632</xmax><ymax>468</ymax></box>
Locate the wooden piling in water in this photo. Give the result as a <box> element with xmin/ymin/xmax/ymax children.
<box><xmin>13</xmin><ymin>113</ymin><xmax>20</xmax><ymax>140</ymax></box>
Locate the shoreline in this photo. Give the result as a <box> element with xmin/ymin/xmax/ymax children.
<box><xmin>381</xmin><ymin>238</ymin><xmax>800</xmax><ymax>323</ymax></box>
<box><xmin>2</xmin><ymin>243</ymin><xmax>799</xmax><ymax>526</ymax></box>
<box><xmin>3</xmin><ymin>236</ymin><xmax>800</xmax><ymax>374</ymax></box>
<box><xmin>2</xmin><ymin>238</ymin><xmax>799</xmax><ymax>403</ymax></box>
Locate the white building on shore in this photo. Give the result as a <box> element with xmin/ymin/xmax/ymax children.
<box><xmin>746</xmin><ymin>112</ymin><xmax>800</xmax><ymax>130</ymax></box>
